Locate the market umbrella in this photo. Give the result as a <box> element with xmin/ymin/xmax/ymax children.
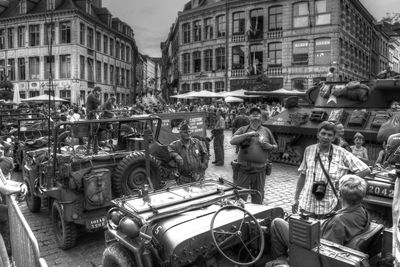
<box><xmin>170</xmin><ymin>92</ymin><xmax>197</xmax><ymax>99</ymax></box>
<box><xmin>225</xmin><ymin>96</ymin><xmax>244</xmax><ymax>103</ymax></box>
<box><xmin>217</xmin><ymin>89</ymin><xmax>261</xmax><ymax>98</ymax></box>
<box><xmin>21</xmin><ymin>94</ymin><xmax>69</xmax><ymax>102</ymax></box>
<box><xmin>189</xmin><ymin>90</ymin><xmax>220</xmax><ymax>98</ymax></box>
<box><xmin>12</xmin><ymin>83</ymin><xmax>21</xmax><ymax>105</ymax></box>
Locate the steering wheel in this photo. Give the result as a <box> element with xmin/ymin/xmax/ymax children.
<box><xmin>210</xmin><ymin>205</ymin><xmax>265</xmax><ymax>266</ymax></box>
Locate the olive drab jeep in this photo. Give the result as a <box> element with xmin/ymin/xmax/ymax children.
<box><xmin>23</xmin><ymin>116</ymin><xmax>163</xmax><ymax>249</ymax></box>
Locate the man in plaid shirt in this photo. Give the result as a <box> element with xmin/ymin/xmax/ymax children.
<box><xmin>292</xmin><ymin>121</ymin><xmax>370</xmax><ymax>219</ymax></box>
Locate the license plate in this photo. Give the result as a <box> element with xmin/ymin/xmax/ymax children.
<box><xmin>87</xmin><ymin>216</ymin><xmax>106</xmax><ymax>230</ymax></box>
<box><xmin>367</xmin><ymin>185</ymin><xmax>394</xmax><ymax>198</ymax></box>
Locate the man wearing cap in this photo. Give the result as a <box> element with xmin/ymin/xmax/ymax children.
<box><xmin>86</xmin><ymin>86</ymin><xmax>102</xmax><ymax>119</ymax></box>
<box><xmin>168</xmin><ymin>121</ymin><xmax>209</xmax><ymax>184</ymax></box>
<box><xmin>231</xmin><ymin>106</ymin><xmax>278</xmax><ymax>204</ymax></box>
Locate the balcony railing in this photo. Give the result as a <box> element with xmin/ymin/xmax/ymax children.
<box><xmin>232</xmin><ymin>35</ymin><xmax>246</xmax><ymax>43</ymax></box>
<box><xmin>231</xmin><ymin>69</ymin><xmax>246</xmax><ymax>77</ymax></box>
<box><xmin>266</xmin><ymin>67</ymin><xmax>282</xmax><ymax>76</ymax></box>
<box><xmin>267</xmin><ymin>31</ymin><xmax>282</xmax><ymax>39</ymax></box>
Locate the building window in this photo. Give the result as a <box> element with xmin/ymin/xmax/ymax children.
<box><xmin>60</xmin><ymin>90</ymin><xmax>71</xmax><ymax>99</ymax></box>
<box><xmin>249</xmin><ymin>44</ymin><xmax>263</xmax><ymax>75</ymax></box>
<box><xmin>95</xmin><ymin>60</ymin><xmax>101</xmax><ymax>82</ymax></box>
<box><xmin>292</xmin><ymin>40</ymin><xmax>309</xmax><ymax>65</ymax></box>
<box><xmin>181</xmin><ymin>83</ymin><xmax>190</xmax><ymax>92</ymax></box>
<box><xmin>269</xmin><ymin>6</ymin><xmax>283</xmax><ymax>31</ymax></box>
<box><xmin>20</xmin><ymin>0</ymin><xmax>27</xmax><ymax>14</ymax></box>
<box><xmin>45</xmin><ymin>23</ymin><xmax>55</xmax><ymax>46</ymax></box>
<box><xmin>183</xmin><ymin>53</ymin><xmax>190</xmax><ymax>74</ymax></box>
<box><xmin>121</xmin><ymin>44</ymin><xmax>125</xmax><ymax>61</ymax></box>
<box><xmin>233</xmin><ymin>12</ymin><xmax>245</xmax><ymax>35</ymax></box>
<box><xmin>215</xmin><ymin>81</ymin><xmax>224</xmax><ymax>92</ymax></box>
<box><xmin>292</xmin><ymin>78</ymin><xmax>307</xmax><ymax>90</ymax></box>
<box><xmin>29</xmin><ymin>57</ymin><xmax>40</xmax><ymax>79</ymax></box>
<box><xmin>268</xmin><ymin>42</ymin><xmax>282</xmax><ymax>66</ymax></box>
<box><xmin>192</xmin><ymin>83</ymin><xmax>200</xmax><ymax>91</ymax></box>
<box><xmin>193</xmin><ymin>51</ymin><xmax>201</xmax><ymax>73</ymax></box>
<box><xmin>203</xmin><ymin>82</ymin><xmax>212</xmax><ymax>91</ymax></box>
<box><xmin>47</xmin><ymin>0</ymin><xmax>55</xmax><ymax>10</ymax></box>
<box><xmin>87</xmin><ymin>58</ymin><xmax>94</xmax><ymax>81</ymax></box>
<box><xmin>87</xmin><ymin>27</ymin><xmax>93</xmax><ymax>49</ymax></box>
<box><xmin>248</xmin><ymin>9</ymin><xmax>264</xmax><ymax>39</ymax></box>
<box><xmin>80</xmin><ymin>56</ymin><xmax>85</xmax><ymax>79</ymax></box>
<box><xmin>29</xmin><ymin>91</ymin><xmax>40</xmax><ymax>97</ymax></box>
<box><xmin>193</xmin><ymin>20</ymin><xmax>202</xmax><ymax>42</ymax></box>
<box><xmin>60</xmin><ymin>55</ymin><xmax>71</xmax><ymax>78</ymax></box>
<box><xmin>216</xmin><ymin>15</ymin><xmax>226</xmax><ymax>37</ymax></box>
<box><xmin>116</xmin><ymin>41</ymin><xmax>120</xmax><ymax>59</ymax></box>
<box><xmin>17</xmin><ymin>26</ymin><xmax>25</xmax><ymax>47</ymax></box>
<box><xmin>204</xmin><ymin>18</ymin><xmax>213</xmax><ymax>40</ymax></box>
<box><xmin>110</xmin><ymin>38</ymin><xmax>114</xmax><ymax>57</ymax></box>
<box><xmin>103</xmin><ymin>34</ymin><xmax>108</xmax><ymax>54</ymax></box>
<box><xmin>116</xmin><ymin>67</ymin><xmax>120</xmax><ymax>85</ymax></box>
<box><xmin>315</xmin><ymin>0</ymin><xmax>331</xmax><ymax>25</ymax></box>
<box><xmin>110</xmin><ymin>65</ymin><xmax>114</xmax><ymax>84</ymax></box>
<box><xmin>104</xmin><ymin>63</ymin><xmax>108</xmax><ymax>83</ymax></box>
<box><xmin>120</xmin><ymin>67</ymin><xmax>125</xmax><ymax>86</ymax></box>
<box><xmin>96</xmin><ymin>31</ymin><xmax>101</xmax><ymax>51</ymax></box>
<box><xmin>232</xmin><ymin>46</ymin><xmax>245</xmax><ymax>69</ymax></box>
<box><xmin>293</xmin><ymin>2</ymin><xmax>310</xmax><ymax>28</ymax></box>
<box><xmin>7</xmin><ymin>59</ymin><xmax>15</xmax><ymax>81</ymax></box>
<box><xmin>29</xmin><ymin>25</ymin><xmax>40</xmax><ymax>46</ymax></box>
<box><xmin>216</xmin><ymin>47</ymin><xmax>225</xmax><ymax>70</ymax></box>
<box><xmin>204</xmin><ymin>49</ymin><xmax>213</xmax><ymax>71</ymax></box>
<box><xmin>7</xmin><ymin>28</ymin><xmax>14</xmax><ymax>49</ymax></box>
<box><xmin>80</xmin><ymin>23</ymin><xmax>85</xmax><ymax>45</ymax></box>
<box><xmin>314</xmin><ymin>38</ymin><xmax>331</xmax><ymax>65</ymax></box>
<box><xmin>182</xmin><ymin>23</ymin><xmax>191</xmax><ymax>43</ymax></box>
<box><xmin>60</xmin><ymin>21</ymin><xmax>71</xmax><ymax>44</ymax></box>
<box><xmin>126</xmin><ymin>46</ymin><xmax>130</xmax><ymax>63</ymax></box>
<box><xmin>44</xmin><ymin>56</ymin><xmax>54</xmax><ymax>79</ymax></box>
<box><xmin>0</xmin><ymin>29</ymin><xmax>4</xmax><ymax>49</ymax></box>
<box><xmin>126</xmin><ymin>69</ymin><xmax>130</xmax><ymax>87</ymax></box>
<box><xmin>18</xmin><ymin>58</ymin><xmax>25</xmax><ymax>80</ymax></box>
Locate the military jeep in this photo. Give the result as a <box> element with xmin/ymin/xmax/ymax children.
<box><xmin>102</xmin><ymin>178</ymin><xmax>393</xmax><ymax>267</ymax></box>
<box><xmin>23</xmin><ymin>115</ymin><xmax>163</xmax><ymax>249</ymax></box>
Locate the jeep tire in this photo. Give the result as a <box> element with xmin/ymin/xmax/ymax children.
<box><xmin>52</xmin><ymin>201</ymin><xmax>77</xmax><ymax>250</ymax></box>
<box><xmin>113</xmin><ymin>151</ymin><xmax>161</xmax><ymax>196</ymax></box>
<box><xmin>24</xmin><ymin>178</ymin><xmax>41</xmax><ymax>213</ymax></box>
<box><xmin>102</xmin><ymin>243</ymin><xmax>135</xmax><ymax>267</ymax></box>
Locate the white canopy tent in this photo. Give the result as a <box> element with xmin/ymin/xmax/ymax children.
<box><xmin>21</xmin><ymin>94</ymin><xmax>69</xmax><ymax>102</ymax></box>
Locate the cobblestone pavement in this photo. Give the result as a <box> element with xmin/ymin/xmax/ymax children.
<box><xmin>14</xmin><ymin>129</ymin><xmax>299</xmax><ymax>267</ymax></box>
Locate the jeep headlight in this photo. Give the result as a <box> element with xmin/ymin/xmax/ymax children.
<box><xmin>107</xmin><ymin>208</ymin><xmax>123</xmax><ymax>230</ymax></box>
<box><xmin>119</xmin><ymin>217</ymin><xmax>141</xmax><ymax>239</ymax></box>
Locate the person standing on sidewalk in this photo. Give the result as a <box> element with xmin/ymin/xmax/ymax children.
<box><xmin>86</xmin><ymin>86</ymin><xmax>102</xmax><ymax>119</ymax></box>
<box><xmin>230</xmin><ymin>107</ymin><xmax>278</xmax><ymax>204</ymax></box>
<box><xmin>211</xmin><ymin>110</ymin><xmax>225</xmax><ymax>166</ymax></box>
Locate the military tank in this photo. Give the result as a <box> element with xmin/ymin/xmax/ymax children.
<box><xmin>248</xmin><ymin>79</ymin><xmax>400</xmax><ymax>165</ymax></box>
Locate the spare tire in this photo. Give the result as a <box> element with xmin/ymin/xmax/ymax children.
<box><xmin>113</xmin><ymin>151</ymin><xmax>161</xmax><ymax>197</ymax></box>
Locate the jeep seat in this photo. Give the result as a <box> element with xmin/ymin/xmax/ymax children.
<box><xmin>345</xmin><ymin>222</ymin><xmax>384</xmax><ymax>256</ymax></box>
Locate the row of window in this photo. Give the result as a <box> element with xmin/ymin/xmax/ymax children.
<box><xmin>0</xmin><ymin>56</ymin><xmax>71</xmax><ymax>81</ymax></box>
<box><xmin>0</xmin><ymin>55</ymin><xmax>131</xmax><ymax>88</ymax></box>
<box><xmin>181</xmin><ymin>38</ymin><xmax>333</xmax><ymax>75</ymax></box>
<box><xmin>79</xmin><ymin>23</ymin><xmax>131</xmax><ymax>62</ymax></box>
<box><xmin>0</xmin><ymin>22</ymin><xmax>131</xmax><ymax>63</ymax></box>
<box><xmin>181</xmin><ymin>81</ymin><xmax>225</xmax><ymax>92</ymax></box>
<box><xmin>79</xmin><ymin>56</ymin><xmax>131</xmax><ymax>88</ymax></box>
<box><xmin>182</xmin><ymin>0</ymin><xmax>330</xmax><ymax>44</ymax></box>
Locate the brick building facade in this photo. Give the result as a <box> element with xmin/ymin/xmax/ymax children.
<box><xmin>163</xmin><ymin>0</ymin><xmax>394</xmax><ymax>95</ymax></box>
<box><xmin>0</xmin><ymin>0</ymin><xmax>139</xmax><ymax>105</ymax></box>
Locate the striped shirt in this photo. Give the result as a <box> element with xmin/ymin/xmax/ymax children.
<box><xmin>298</xmin><ymin>144</ymin><xmax>369</xmax><ymax>215</ymax></box>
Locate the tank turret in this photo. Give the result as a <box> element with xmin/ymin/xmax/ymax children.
<box><xmin>247</xmin><ymin>79</ymin><xmax>400</xmax><ymax>165</ymax></box>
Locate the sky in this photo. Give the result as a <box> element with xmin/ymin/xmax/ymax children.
<box><xmin>102</xmin><ymin>0</ymin><xmax>398</xmax><ymax>58</ymax></box>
